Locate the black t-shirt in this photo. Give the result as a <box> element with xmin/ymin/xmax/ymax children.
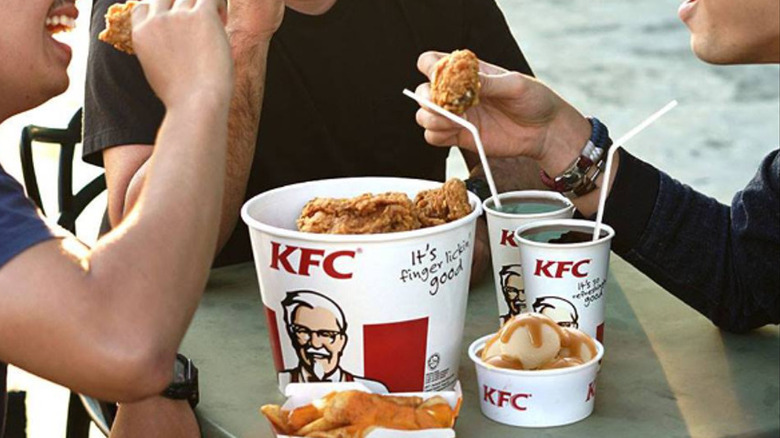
<box><xmin>84</xmin><ymin>0</ymin><xmax>533</xmax><ymax>266</ymax></box>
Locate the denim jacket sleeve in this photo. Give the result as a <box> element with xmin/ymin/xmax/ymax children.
<box><xmin>602</xmin><ymin>148</ymin><xmax>780</xmax><ymax>333</ymax></box>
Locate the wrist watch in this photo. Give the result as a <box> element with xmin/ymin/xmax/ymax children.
<box><xmin>162</xmin><ymin>354</ymin><xmax>199</xmax><ymax>409</ymax></box>
<box><xmin>540</xmin><ymin>117</ymin><xmax>613</xmax><ymax>198</ymax></box>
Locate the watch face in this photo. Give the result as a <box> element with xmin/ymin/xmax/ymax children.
<box><xmin>173</xmin><ymin>356</ymin><xmax>187</xmax><ymax>384</ymax></box>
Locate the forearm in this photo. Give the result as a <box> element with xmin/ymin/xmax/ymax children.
<box><xmin>116</xmin><ymin>43</ymin><xmax>268</xmax><ymax>255</ymax></box>
<box><xmin>216</xmin><ymin>37</ymin><xmax>270</xmax><ymax>252</ymax></box>
<box><xmin>0</xmin><ymin>96</ymin><xmax>230</xmax><ymax>401</ymax></box>
<box><xmin>91</xmin><ymin>94</ymin><xmax>229</xmax><ymax>361</ymax></box>
<box><xmin>603</xmin><ymin>150</ymin><xmax>778</xmax><ymax>332</ymax></box>
<box><xmin>467</xmin><ymin>155</ymin><xmax>548</xmax><ymax>193</ymax></box>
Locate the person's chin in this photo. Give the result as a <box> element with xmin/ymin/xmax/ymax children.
<box><xmin>42</xmin><ymin>75</ymin><xmax>70</xmax><ymax>102</ymax></box>
<box><xmin>691</xmin><ymin>36</ymin><xmax>743</xmax><ymax>65</ymax></box>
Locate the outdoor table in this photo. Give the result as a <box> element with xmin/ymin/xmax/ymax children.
<box><xmin>181</xmin><ymin>258</ymin><xmax>779</xmax><ymax>438</ymax></box>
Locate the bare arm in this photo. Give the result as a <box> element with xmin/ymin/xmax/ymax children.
<box><xmin>0</xmin><ymin>95</ymin><xmax>228</xmax><ymax>402</ymax></box>
<box><xmin>0</xmin><ymin>0</ymin><xmax>233</xmax><ymax>402</ymax></box>
<box><xmin>104</xmin><ymin>0</ymin><xmax>283</xmax><ymax>255</ymax></box>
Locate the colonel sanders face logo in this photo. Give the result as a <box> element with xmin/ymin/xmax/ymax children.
<box><xmin>283</xmin><ymin>291</ymin><xmax>348</xmax><ymax>380</ymax></box>
<box><xmin>532</xmin><ymin>296</ymin><xmax>579</xmax><ymax>328</ymax></box>
<box><xmin>500</xmin><ymin>264</ymin><xmax>526</xmax><ymax>317</ymax></box>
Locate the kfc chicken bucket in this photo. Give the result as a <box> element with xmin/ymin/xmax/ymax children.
<box><xmin>241</xmin><ymin>177</ymin><xmax>482</xmax><ymax>394</ymax></box>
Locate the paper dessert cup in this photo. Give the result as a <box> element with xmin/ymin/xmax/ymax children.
<box><xmin>514</xmin><ymin>219</ymin><xmax>615</xmax><ymax>343</ymax></box>
<box><xmin>241</xmin><ymin>177</ymin><xmax>482</xmax><ymax>394</ymax></box>
<box><xmin>269</xmin><ymin>381</ymin><xmax>462</xmax><ymax>438</ymax></box>
<box><xmin>482</xmin><ymin>191</ymin><xmax>575</xmax><ymax>327</ymax></box>
<box><xmin>468</xmin><ymin>334</ymin><xmax>604</xmax><ymax>428</ymax></box>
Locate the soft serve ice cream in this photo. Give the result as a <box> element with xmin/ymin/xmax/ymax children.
<box><xmin>480</xmin><ymin>313</ymin><xmax>597</xmax><ymax>371</ymax></box>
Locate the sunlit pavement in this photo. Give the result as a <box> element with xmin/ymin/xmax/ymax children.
<box><xmin>0</xmin><ymin>0</ymin><xmax>777</xmax><ymax>436</ymax></box>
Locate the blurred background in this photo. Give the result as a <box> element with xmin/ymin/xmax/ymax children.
<box><xmin>0</xmin><ymin>0</ymin><xmax>777</xmax><ymax>436</ymax></box>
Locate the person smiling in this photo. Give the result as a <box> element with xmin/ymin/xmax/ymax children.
<box><xmin>0</xmin><ymin>0</ymin><xmax>248</xmax><ymax>435</ymax></box>
<box><xmin>414</xmin><ymin>0</ymin><xmax>779</xmax><ymax>332</ymax></box>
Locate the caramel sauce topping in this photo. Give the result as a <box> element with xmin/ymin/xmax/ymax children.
<box><xmin>560</xmin><ymin>327</ymin><xmax>598</xmax><ymax>361</ymax></box>
<box><xmin>480</xmin><ymin>333</ymin><xmax>502</xmax><ymax>361</ymax></box>
<box><xmin>479</xmin><ymin>313</ymin><xmax>598</xmax><ymax>372</ymax></box>
<box><xmin>484</xmin><ymin>354</ymin><xmax>525</xmax><ymax>370</ymax></box>
<box><xmin>539</xmin><ymin>357</ymin><xmax>584</xmax><ymax>370</ymax></box>
<box><xmin>500</xmin><ymin>313</ymin><xmax>566</xmax><ymax>348</ymax></box>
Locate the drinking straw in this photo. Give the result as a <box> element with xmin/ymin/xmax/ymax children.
<box><xmin>403</xmin><ymin>89</ymin><xmax>503</xmax><ymax>208</ymax></box>
<box><xmin>592</xmin><ymin>100</ymin><xmax>679</xmax><ymax>241</ymax></box>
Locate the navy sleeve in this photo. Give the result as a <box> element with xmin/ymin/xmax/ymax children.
<box><xmin>82</xmin><ymin>0</ymin><xmax>164</xmax><ymax>166</ymax></box>
<box><xmin>603</xmin><ymin>148</ymin><xmax>780</xmax><ymax>332</ymax></box>
<box><xmin>0</xmin><ymin>166</ymin><xmax>57</xmax><ymax>269</ymax></box>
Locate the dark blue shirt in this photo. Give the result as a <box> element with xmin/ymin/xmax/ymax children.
<box><xmin>605</xmin><ymin>149</ymin><xmax>780</xmax><ymax>332</ymax></box>
<box><xmin>0</xmin><ymin>163</ymin><xmax>57</xmax><ymax>434</ymax></box>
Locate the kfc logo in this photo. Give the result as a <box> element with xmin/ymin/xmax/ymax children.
<box><xmin>499</xmin><ymin>229</ymin><xmax>518</xmax><ymax>247</ymax></box>
<box><xmin>270</xmin><ymin>242</ymin><xmax>356</xmax><ymax>279</ymax></box>
<box><xmin>483</xmin><ymin>385</ymin><xmax>531</xmax><ymax>411</ymax></box>
<box><xmin>499</xmin><ymin>264</ymin><xmax>526</xmax><ymax>325</ymax></box>
<box><xmin>534</xmin><ymin>259</ymin><xmax>591</xmax><ymax>278</ymax></box>
<box><xmin>533</xmin><ymin>296</ymin><xmax>579</xmax><ymax>329</ymax></box>
<box><xmin>278</xmin><ymin>290</ymin><xmax>388</xmax><ymax>391</ymax></box>
<box><xmin>586</xmin><ymin>380</ymin><xmax>597</xmax><ymax>402</ymax></box>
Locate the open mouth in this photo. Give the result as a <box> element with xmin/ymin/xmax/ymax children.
<box><xmin>46</xmin><ymin>0</ymin><xmax>78</xmax><ymax>34</ymax></box>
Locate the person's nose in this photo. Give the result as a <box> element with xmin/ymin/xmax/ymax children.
<box><xmin>311</xmin><ymin>334</ymin><xmax>325</xmax><ymax>348</ymax></box>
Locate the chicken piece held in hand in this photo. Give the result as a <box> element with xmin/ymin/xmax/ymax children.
<box><xmin>430</xmin><ymin>49</ymin><xmax>481</xmax><ymax>115</ymax></box>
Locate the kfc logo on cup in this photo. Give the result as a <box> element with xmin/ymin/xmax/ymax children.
<box><xmin>586</xmin><ymin>380</ymin><xmax>597</xmax><ymax>402</ymax></box>
<box><xmin>482</xmin><ymin>385</ymin><xmax>532</xmax><ymax>411</ymax></box>
<box><xmin>533</xmin><ymin>259</ymin><xmax>591</xmax><ymax>279</ymax></box>
<box><xmin>499</xmin><ymin>229</ymin><xmax>518</xmax><ymax>247</ymax></box>
<box><xmin>269</xmin><ymin>241</ymin><xmax>357</xmax><ymax>279</ymax></box>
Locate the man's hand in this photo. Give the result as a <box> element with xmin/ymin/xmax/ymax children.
<box><xmin>414</xmin><ymin>51</ymin><xmax>592</xmax><ymax>176</ymax></box>
<box><xmin>132</xmin><ymin>0</ymin><xmax>233</xmax><ymax>107</ymax></box>
<box><xmin>226</xmin><ymin>0</ymin><xmax>284</xmax><ymax>44</ymax></box>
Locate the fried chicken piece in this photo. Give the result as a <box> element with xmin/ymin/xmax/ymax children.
<box><xmin>98</xmin><ymin>1</ymin><xmax>138</xmax><ymax>55</ymax></box>
<box><xmin>414</xmin><ymin>178</ymin><xmax>472</xmax><ymax>227</ymax></box>
<box><xmin>297</xmin><ymin>192</ymin><xmax>421</xmax><ymax>234</ymax></box>
<box><xmin>430</xmin><ymin>49</ymin><xmax>481</xmax><ymax>115</ymax></box>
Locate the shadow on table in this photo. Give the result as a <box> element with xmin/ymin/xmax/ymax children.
<box><xmin>720</xmin><ymin>326</ymin><xmax>780</xmax><ymax>438</ymax></box>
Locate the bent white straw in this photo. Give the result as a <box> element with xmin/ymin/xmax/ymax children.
<box><xmin>592</xmin><ymin>100</ymin><xmax>679</xmax><ymax>241</ymax></box>
<box><xmin>403</xmin><ymin>88</ymin><xmax>502</xmax><ymax>208</ymax></box>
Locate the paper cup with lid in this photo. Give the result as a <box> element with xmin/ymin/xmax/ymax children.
<box><xmin>515</xmin><ymin>219</ymin><xmax>615</xmax><ymax>342</ymax></box>
<box><xmin>483</xmin><ymin>191</ymin><xmax>575</xmax><ymax>327</ymax></box>
<box><xmin>242</xmin><ymin>177</ymin><xmax>481</xmax><ymax>393</ymax></box>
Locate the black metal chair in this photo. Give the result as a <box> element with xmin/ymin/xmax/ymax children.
<box><xmin>18</xmin><ymin>108</ymin><xmax>115</xmax><ymax>437</ymax></box>
<box><xmin>19</xmin><ymin>108</ymin><xmax>106</xmax><ymax>235</ymax></box>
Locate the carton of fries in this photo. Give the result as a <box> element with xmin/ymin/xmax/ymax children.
<box><xmin>261</xmin><ymin>381</ymin><xmax>463</xmax><ymax>437</ymax></box>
